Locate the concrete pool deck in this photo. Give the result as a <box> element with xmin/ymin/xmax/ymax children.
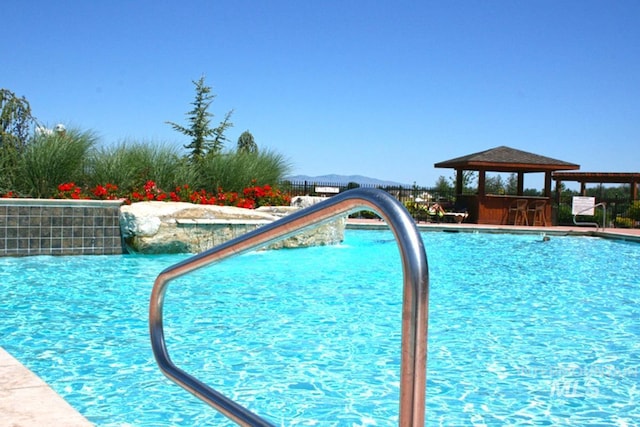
<box><xmin>1</xmin><ymin>222</ymin><xmax>638</xmax><ymax>426</ymax></box>
<box><xmin>0</xmin><ymin>347</ymin><xmax>93</xmax><ymax>426</ymax></box>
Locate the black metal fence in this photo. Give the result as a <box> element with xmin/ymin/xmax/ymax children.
<box><xmin>280</xmin><ymin>181</ymin><xmax>639</xmax><ymax>227</ymax></box>
<box><xmin>556</xmin><ymin>194</ymin><xmax>635</xmax><ymax>227</ymax></box>
<box><xmin>279</xmin><ymin>180</ymin><xmax>455</xmax><ymax>204</ymax></box>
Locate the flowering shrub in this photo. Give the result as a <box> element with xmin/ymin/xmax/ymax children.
<box><xmin>130</xmin><ymin>180</ymin><xmax>168</xmax><ymax>203</ymax></box>
<box><xmin>4</xmin><ymin>180</ymin><xmax>292</xmax><ymax>210</ymax></box>
<box><xmin>243</xmin><ymin>183</ymin><xmax>291</xmax><ymax>207</ymax></box>
<box><xmin>91</xmin><ymin>183</ymin><xmax>120</xmax><ymax>200</ymax></box>
<box><xmin>628</xmin><ymin>201</ymin><xmax>640</xmax><ymax>221</ymax></box>
<box><xmin>56</xmin><ymin>182</ymin><xmax>86</xmax><ymax>199</ymax></box>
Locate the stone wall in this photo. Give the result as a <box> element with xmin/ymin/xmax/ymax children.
<box><xmin>119</xmin><ymin>197</ymin><xmax>345</xmax><ymax>254</ymax></box>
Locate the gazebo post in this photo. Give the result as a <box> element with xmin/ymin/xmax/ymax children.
<box><xmin>544</xmin><ymin>172</ymin><xmax>552</xmax><ymax>197</ymax></box>
<box><xmin>478</xmin><ymin>170</ymin><xmax>486</xmax><ymax>196</ymax></box>
<box><xmin>455</xmin><ymin>169</ymin><xmax>464</xmax><ymax>195</ymax></box>
<box><xmin>554</xmin><ymin>179</ymin><xmax>563</xmax><ymax>225</ymax></box>
<box><xmin>517</xmin><ymin>172</ymin><xmax>524</xmax><ymax>196</ymax></box>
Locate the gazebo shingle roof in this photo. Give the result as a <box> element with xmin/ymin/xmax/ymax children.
<box><xmin>434</xmin><ymin>146</ymin><xmax>579</xmax><ymax>172</ymax></box>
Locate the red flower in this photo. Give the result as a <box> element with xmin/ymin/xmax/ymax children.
<box><xmin>92</xmin><ymin>185</ymin><xmax>107</xmax><ymax>198</ymax></box>
<box><xmin>58</xmin><ymin>182</ymin><xmax>76</xmax><ymax>192</ymax></box>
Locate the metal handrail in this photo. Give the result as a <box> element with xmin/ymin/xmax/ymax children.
<box><xmin>149</xmin><ymin>188</ymin><xmax>430</xmax><ymax>426</ymax></box>
<box><xmin>572</xmin><ymin>202</ymin><xmax>607</xmax><ymax>231</ymax></box>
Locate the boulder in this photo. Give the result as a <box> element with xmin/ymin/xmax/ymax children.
<box><xmin>119</xmin><ymin>198</ymin><xmax>345</xmax><ymax>254</ymax></box>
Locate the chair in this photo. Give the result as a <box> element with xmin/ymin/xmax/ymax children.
<box><xmin>529</xmin><ymin>200</ymin><xmax>548</xmax><ymax>226</ymax></box>
<box><xmin>509</xmin><ymin>199</ymin><xmax>529</xmax><ymax>225</ymax></box>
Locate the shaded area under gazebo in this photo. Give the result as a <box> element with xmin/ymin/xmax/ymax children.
<box><xmin>553</xmin><ymin>172</ymin><xmax>640</xmax><ymax>203</ymax></box>
<box><xmin>435</xmin><ymin>146</ymin><xmax>579</xmax><ymax>225</ymax></box>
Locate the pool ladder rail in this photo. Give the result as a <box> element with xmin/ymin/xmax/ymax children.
<box><xmin>149</xmin><ymin>188</ymin><xmax>430</xmax><ymax>426</ymax></box>
<box><xmin>572</xmin><ymin>202</ymin><xmax>607</xmax><ymax>231</ymax></box>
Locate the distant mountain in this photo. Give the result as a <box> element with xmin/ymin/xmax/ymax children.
<box><xmin>285</xmin><ymin>174</ymin><xmax>409</xmax><ymax>187</ymax></box>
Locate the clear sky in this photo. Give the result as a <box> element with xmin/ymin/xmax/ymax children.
<box><xmin>3</xmin><ymin>0</ymin><xmax>639</xmax><ymax>189</ymax></box>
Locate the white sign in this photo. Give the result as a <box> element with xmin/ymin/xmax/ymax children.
<box><xmin>315</xmin><ymin>186</ymin><xmax>340</xmax><ymax>194</ymax></box>
<box><xmin>572</xmin><ymin>196</ymin><xmax>595</xmax><ymax>215</ymax></box>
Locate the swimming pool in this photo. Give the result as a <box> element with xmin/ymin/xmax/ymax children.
<box><xmin>1</xmin><ymin>230</ymin><xmax>639</xmax><ymax>426</ymax></box>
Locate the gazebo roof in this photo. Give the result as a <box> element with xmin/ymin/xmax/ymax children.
<box><xmin>434</xmin><ymin>146</ymin><xmax>580</xmax><ymax>173</ymax></box>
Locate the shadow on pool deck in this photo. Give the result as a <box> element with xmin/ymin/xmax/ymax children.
<box><xmin>1</xmin><ymin>222</ymin><xmax>638</xmax><ymax>426</ymax></box>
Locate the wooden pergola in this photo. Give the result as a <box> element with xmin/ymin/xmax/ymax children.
<box><xmin>435</xmin><ymin>146</ymin><xmax>579</xmax><ymax>224</ymax></box>
<box><xmin>552</xmin><ymin>172</ymin><xmax>640</xmax><ymax>203</ymax></box>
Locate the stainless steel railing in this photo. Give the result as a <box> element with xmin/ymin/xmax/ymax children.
<box><xmin>573</xmin><ymin>202</ymin><xmax>607</xmax><ymax>231</ymax></box>
<box><xmin>149</xmin><ymin>188</ymin><xmax>430</xmax><ymax>426</ymax></box>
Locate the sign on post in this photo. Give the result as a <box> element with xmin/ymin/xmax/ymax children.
<box><xmin>315</xmin><ymin>186</ymin><xmax>340</xmax><ymax>194</ymax></box>
<box><xmin>572</xmin><ymin>196</ymin><xmax>595</xmax><ymax>216</ymax></box>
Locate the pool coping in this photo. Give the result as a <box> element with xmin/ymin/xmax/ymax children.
<box><xmin>346</xmin><ymin>219</ymin><xmax>640</xmax><ymax>243</ymax></box>
<box><xmin>2</xmin><ymin>221</ymin><xmax>638</xmax><ymax>426</ymax></box>
<box><xmin>0</xmin><ymin>347</ymin><xmax>93</xmax><ymax>426</ymax></box>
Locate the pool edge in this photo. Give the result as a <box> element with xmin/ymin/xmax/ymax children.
<box><xmin>0</xmin><ymin>347</ymin><xmax>94</xmax><ymax>426</ymax></box>
<box><xmin>346</xmin><ymin>219</ymin><xmax>640</xmax><ymax>243</ymax></box>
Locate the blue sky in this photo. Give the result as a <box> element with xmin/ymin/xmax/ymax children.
<box><xmin>4</xmin><ymin>0</ymin><xmax>639</xmax><ymax>189</ymax></box>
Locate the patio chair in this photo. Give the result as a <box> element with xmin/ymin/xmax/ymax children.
<box><xmin>529</xmin><ymin>200</ymin><xmax>548</xmax><ymax>226</ymax></box>
<box><xmin>509</xmin><ymin>199</ymin><xmax>529</xmax><ymax>225</ymax></box>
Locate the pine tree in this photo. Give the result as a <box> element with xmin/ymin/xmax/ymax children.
<box><xmin>166</xmin><ymin>76</ymin><xmax>233</xmax><ymax>162</ymax></box>
<box><xmin>236</xmin><ymin>130</ymin><xmax>257</xmax><ymax>154</ymax></box>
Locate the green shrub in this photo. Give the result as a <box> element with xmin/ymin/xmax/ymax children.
<box><xmin>15</xmin><ymin>128</ymin><xmax>96</xmax><ymax>198</ymax></box>
<box><xmin>614</xmin><ymin>216</ymin><xmax>634</xmax><ymax>228</ymax></box>
<box><xmin>556</xmin><ymin>204</ymin><xmax>574</xmax><ymax>225</ymax></box>
<box><xmin>85</xmin><ymin>141</ymin><xmax>197</xmax><ymax>194</ymax></box>
<box><xmin>628</xmin><ymin>201</ymin><xmax>640</xmax><ymax>221</ymax></box>
<box><xmin>197</xmin><ymin>149</ymin><xmax>291</xmax><ymax>192</ymax></box>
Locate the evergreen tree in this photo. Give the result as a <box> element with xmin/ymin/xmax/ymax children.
<box><xmin>211</xmin><ymin>109</ymin><xmax>234</xmax><ymax>155</ymax></box>
<box><xmin>166</xmin><ymin>76</ymin><xmax>233</xmax><ymax>162</ymax></box>
<box><xmin>236</xmin><ymin>130</ymin><xmax>258</xmax><ymax>154</ymax></box>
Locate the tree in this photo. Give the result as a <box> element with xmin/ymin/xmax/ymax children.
<box><xmin>485</xmin><ymin>175</ymin><xmax>505</xmax><ymax>195</ymax></box>
<box><xmin>1</xmin><ymin>89</ymin><xmax>35</xmax><ymax>152</ymax></box>
<box><xmin>1</xmin><ymin>89</ymin><xmax>36</xmax><ymax>192</ymax></box>
<box><xmin>166</xmin><ymin>76</ymin><xmax>233</xmax><ymax>162</ymax></box>
<box><xmin>434</xmin><ymin>175</ymin><xmax>453</xmax><ymax>197</ymax></box>
<box><xmin>211</xmin><ymin>110</ymin><xmax>234</xmax><ymax>155</ymax></box>
<box><xmin>237</xmin><ymin>130</ymin><xmax>258</xmax><ymax>154</ymax></box>
<box><xmin>506</xmin><ymin>173</ymin><xmax>518</xmax><ymax>195</ymax></box>
<box><xmin>449</xmin><ymin>171</ymin><xmax>477</xmax><ymax>194</ymax></box>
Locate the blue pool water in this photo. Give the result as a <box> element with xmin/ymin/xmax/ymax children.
<box><xmin>1</xmin><ymin>230</ymin><xmax>639</xmax><ymax>426</ymax></box>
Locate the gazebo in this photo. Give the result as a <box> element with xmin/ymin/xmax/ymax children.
<box><xmin>434</xmin><ymin>146</ymin><xmax>579</xmax><ymax>225</ymax></box>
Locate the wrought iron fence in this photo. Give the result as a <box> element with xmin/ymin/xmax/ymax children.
<box><xmin>555</xmin><ymin>194</ymin><xmax>635</xmax><ymax>227</ymax></box>
<box><xmin>279</xmin><ymin>180</ymin><xmax>455</xmax><ymax>203</ymax></box>
<box><xmin>279</xmin><ymin>180</ymin><xmax>458</xmax><ymax>221</ymax></box>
